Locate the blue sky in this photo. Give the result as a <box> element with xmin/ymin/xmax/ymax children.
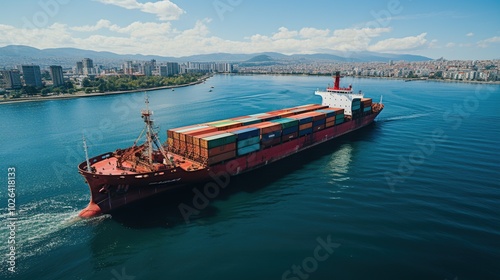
<box><xmin>0</xmin><ymin>0</ymin><xmax>499</xmax><ymax>59</ymax></box>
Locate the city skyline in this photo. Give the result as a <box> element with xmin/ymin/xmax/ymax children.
<box><xmin>0</xmin><ymin>0</ymin><xmax>499</xmax><ymax>60</ymax></box>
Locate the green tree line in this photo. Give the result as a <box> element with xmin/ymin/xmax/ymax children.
<box><xmin>82</xmin><ymin>73</ymin><xmax>204</xmax><ymax>93</ymax></box>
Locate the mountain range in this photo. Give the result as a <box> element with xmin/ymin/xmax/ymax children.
<box><xmin>0</xmin><ymin>45</ymin><xmax>432</xmax><ymax>68</ymax></box>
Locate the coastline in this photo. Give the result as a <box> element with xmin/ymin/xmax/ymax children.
<box><xmin>0</xmin><ymin>74</ymin><xmax>212</xmax><ymax>105</ymax></box>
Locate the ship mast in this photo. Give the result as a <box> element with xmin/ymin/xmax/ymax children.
<box><xmin>140</xmin><ymin>94</ymin><xmax>170</xmax><ymax>167</ymax></box>
<box><xmin>142</xmin><ymin>95</ymin><xmax>154</xmax><ymax>165</ymax></box>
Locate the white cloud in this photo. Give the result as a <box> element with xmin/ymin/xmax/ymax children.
<box><xmin>71</xmin><ymin>19</ymin><xmax>116</xmax><ymax>32</ymax></box>
<box><xmin>466</xmin><ymin>32</ymin><xmax>474</xmax><ymax>37</ymax></box>
<box><xmin>272</xmin><ymin>27</ymin><xmax>298</xmax><ymax>40</ymax></box>
<box><xmin>299</xmin><ymin>27</ymin><xmax>330</xmax><ymax>39</ymax></box>
<box><xmin>96</xmin><ymin>0</ymin><xmax>185</xmax><ymax>20</ymax></box>
<box><xmin>446</xmin><ymin>42</ymin><xmax>456</xmax><ymax>48</ymax></box>
<box><xmin>0</xmin><ymin>20</ymin><xmax>435</xmax><ymax>57</ymax></box>
<box><xmin>477</xmin><ymin>36</ymin><xmax>500</xmax><ymax>48</ymax></box>
<box><xmin>368</xmin><ymin>33</ymin><xmax>428</xmax><ymax>52</ymax></box>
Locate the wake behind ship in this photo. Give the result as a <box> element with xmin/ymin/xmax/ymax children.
<box><xmin>78</xmin><ymin>73</ymin><xmax>384</xmax><ymax>217</ymax></box>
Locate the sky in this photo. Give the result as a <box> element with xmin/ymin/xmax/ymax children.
<box><xmin>0</xmin><ymin>0</ymin><xmax>499</xmax><ymax>60</ymax></box>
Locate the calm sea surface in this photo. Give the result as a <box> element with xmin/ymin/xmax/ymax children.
<box><xmin>0</xmin><ymin>75</ymin><xmax>499</xmax><ymax>280</ymax></box>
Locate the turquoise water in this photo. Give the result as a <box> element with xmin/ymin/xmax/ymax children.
<box><xmin>1</xmin><ymin>75</ymin><xmax>499</xmax><ymax>279</ymax></box>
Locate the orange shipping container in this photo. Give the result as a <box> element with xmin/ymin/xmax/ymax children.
<box><xmin>299</xmin><ymin>123</ymin><xmax>313</xmax><ymax>130</ymax></box>
<box><xmin>249</xmin><ymin>122</ymin><xmax>282</xmax><ymax>135</ymax></box>
<box><xmin>326</xmin><ymin>116</ymin><xmax>336</xmax><ymax>123</ymax></box>
<box><xmin>200</xmin><ymin>142</ymin><xmax>236</xmax><ymax>158</ymax></box>
<box><xmin>325</xmin><ymin>120</ymin><xmax>335</xmax><ymax>128</ymax></box>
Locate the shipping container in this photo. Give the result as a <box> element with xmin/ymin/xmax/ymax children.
<box><xmin>249</xmin><ymin>122</ymin><xmax>282</xmax><ymax>135</ymax></box>
<box><xmin>261</xmin><ymin>130</ymin><xmax>282</xmax><ymax>141</ymax></box>
<box><xmin>237</xmin><ymin>143</ymin><xmax>261</xmax><ymax>156</ymax></box>
<box><xmin>208</xmin><ymin>120</ymin><xmax>242</xmax><ymax>130</ymax></box>
<box><xmin>282</xmin><ymin>125</ymin><xmax>299</xmax><ymax>135</ymax></box>
<box><xmin>232</xmin><ymin>117</ymin><xmax>261</xmax><ymax>126</ymax></box>
<box><xmin>325</xmin><ymin>120</ymin><xmax>335</xmax><ymax>128</ymax></box>
<box><xmin>249</xmin><ymin>112</ymin><xmax>278</xmax><ymax>121</ymax></box>
<box><xmin>313</xmin><ymin>119</ymin><xmax>326</xmax><ymax>127</ymax></box>
<box><xmin>299</xmin><ymin>123</ymin><xmax>313</xmax><ymax>130</ymax></box>
<box><xmin>200</xmin><ymin>132</ymin><xmax>237</xmax><ymax>149</ymax></box>
<box><xmin>289</xmin><ymin>114</ymin><xmax>314</xmax><ymax>124</ymax></box>
<box><xmin>363</xmin><ymin>106</ymin><xmax>372</xmax><ymax>112</ymax></box>
<box><xmin>335</xmin><ymin>118</ymin><xmax>345</xmax><ymax>125</ymax></box>
<box><xmin>167</xmin><ymin>124</ymin><xmax>202</xmax><ymax>139</ymax></box>
<box><xmin>270</xmin><ymin>118</ymin><xmax>299</xmax><ymax>129</ymax></box>
<box><xmin>316</xmin><ymin>109</ymin><xmax>336</xmax><ymax>118</ymax></box>
<box><xmin>227</xmin><ymin>127</ymin><xmax>260</xmax><ymax>140</ymax></box>
<box><xmin>281</xmin><ymin>131</ymin><xmax>298</xmax><ymax>142</ymax></box>
<box><xmin>299</xmin><ymin>127</ymin><xmax>313</xmax><ymax>137</ymax></box>
<box><xmin>237</xmin><ymin>136</ymin><xmax>260</xmax><ymax>148</ymax></box>
<box><xmin>183</xmin><ymin>126</ymin><xmax>219</xmax><ymax>144</ymax></box>
<box><xmin>361</xmin><ymin>98</ymin><xmax>372</xmax><ymax>107</ymax></box>
<box><xmin>190</xmin><ymin>130</ymin><xmax>226</xmax><ymax>146</ymax></box>
<box><xmin>326</xmin><ymin>116</ymin><xmax>336</xmax><ymax>123</ymax></box>
<box><xmin>207</xmin><ymin>150</ymin><xmax>236</xmax><ymax>165</ymax></box>
<box><xmin>200</xmin><ymin>142</ymin><xmax>236</xmax><ymax>158</ymax></box>
<box><xmin>261</xmin><ymin>137</ymin><xmax>281</xmax><ymax>148</ymax></box>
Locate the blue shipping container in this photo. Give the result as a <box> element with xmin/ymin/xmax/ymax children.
<box><xmin>231</xmin><ymin>127</ymin><xmax>260</xmax><ymax>140</ymax></box>
<box><xmin>261</xmin><ymin>130</ymin><xmax>282</xmax><ymax>141</ymax></box>
<box><xmin>237</xmin><ymin>143</ymin><xmax>261</xmax><ymax>156</ymax></box>
<box><xmin>313</xmin><ymin>119</ymin><xmax>325</xmax><ymax>126</ymax></box>
<box><xmin>335</xmin><ymin>118</ymin><xmax>344</xmax><ymax>125</ymax></box>
<box><xmin>299</xmin><ymin>128</ymin><xmax>313</xmax><ymax>136</ymax></box>
<box><xmin>282</xmin><ymin>125</ymin><xmax>298</xmax><ymax>135</ymax></box>
<box><xmin>363</xmin><ymin>106</ymin><xmax>372</xmax><ymax>112</ymax></box>
<box><xmin>237</xmin><ymin>136</ymin><xmax>260</xmax><ymax>148</ymax></box>
<box><xmin>294</xmin><ymin>116</ymin><xmax>314</xmax><ymax>124</ymax></box>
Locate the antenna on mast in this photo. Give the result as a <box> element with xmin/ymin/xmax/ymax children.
<box><xmin>83</xmin><ymin>134</ymin><xmax>92</xmax><ymax>172</ymax></box>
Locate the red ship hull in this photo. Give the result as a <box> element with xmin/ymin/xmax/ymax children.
<box><xmin>78</xmin><ymin>109</ymin><xmax>381</xmax><ymax>217</ymax></box>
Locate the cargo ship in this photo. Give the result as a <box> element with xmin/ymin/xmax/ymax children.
<box><xmin>78</xmin><ymin>73</ymin><xmax>384</xmax><ymax>217</ymax></box>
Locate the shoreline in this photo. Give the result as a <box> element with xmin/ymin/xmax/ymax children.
<box><xmin>0</xmin><ymin>74</ymin><xmax>212</xmax><ymax>105</ymax></box>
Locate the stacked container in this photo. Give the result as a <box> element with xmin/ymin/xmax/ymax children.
<box><xmin>196</xmin><ymin>132</ymin><xmax>237</xmax><ymax>165</ymax></box>
<box><xmin>289</xmin><ymin>113</ymin><xmax>314</xmax><ymax>137</ymax></box>
<box><xmin>271</xmin><ymin>118</ymin><xmax>299</xmax><ymax>142</ymax></box>
<box><xmin>166</xmin><ymin>103</ymin><xmax>364</xmax><ymax>166</ymax></box>
<box><xmin>249</xmin><ymin>121</ymin><xmax>282</xmax><ymax>148</ymax></box>
<box><xmin>228</xmin><ymin>127</ymin><xmax>261</xmax><ymax>156</ymax></box>
<box><xmin>361</xmin><ymin>98</ymin><xmax>373</xmax><ymax>116</ymax></box>
<box><xmin>351</xmin><ymin>98</ymin><xmax>362</xmax><ymax>119</ymax></box>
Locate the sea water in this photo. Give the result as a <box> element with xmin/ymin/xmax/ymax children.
<box><xmin>0</xmin><ymin>75</ymin><xmax>499</xmax><ymax>279</ymax></box>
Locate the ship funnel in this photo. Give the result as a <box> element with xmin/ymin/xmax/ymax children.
<box><xmin>334</xmin><ymin>71</ymin><xmax>341</xmax><ymax>90</ymax></box>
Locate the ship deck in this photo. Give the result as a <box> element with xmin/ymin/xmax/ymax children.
<box><xmin>91</xmin><ymin>152</ymin><xmax>205</xmax><ymax>175</ymax></box>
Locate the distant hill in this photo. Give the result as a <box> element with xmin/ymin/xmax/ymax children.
<box><xmin>0</xmin><ymin>45</ymin><xmax>432</xmax><ymax>68</ymax></box>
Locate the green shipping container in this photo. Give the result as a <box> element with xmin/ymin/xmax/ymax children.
<box><xmin>270</xmin><ymin>118</ymin><xmax>299</xmax><ymax>129</ymax></box>
<box><xmin>200</xmin><ymin>132</ymin><xmax>237</xmax><ymax>149</ymax></box>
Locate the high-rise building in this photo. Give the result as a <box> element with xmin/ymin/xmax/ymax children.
<box><xmin>1</xmin><ymin>70</ymin><xmax>22</xmax><ymax>89</ymax></box>
<box><xmin>142</xmin><ymin>61</ymin><xmax>155</xmax><ymax>77</ymax></box>
<box><xmin>22</xmin><ymin>65</ymin><xmax>43</xmax><ymax>87</ymax></box>
<box><xmin>50</xmin><ymin>65</ymin><xmax>64</xmax><ymax>87</ymax></box>
<box><xmin>159</xmin><ymin>62</ymin><xmax>180</xmax><ymax>77</ymax></box>
<box><xmin>123</xmin><ymin>61</ymin><xmax>134</xmax><ymax>75</ymax></box>
<box><xmin>82</xmin><ymin>58</ymin><xmax>94</xmax><ymax>75</ymax></box>
<box><xmin>76</xmin><ymin>61</ymin><xmax>83</xmax><ymax>75</ymax></box>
